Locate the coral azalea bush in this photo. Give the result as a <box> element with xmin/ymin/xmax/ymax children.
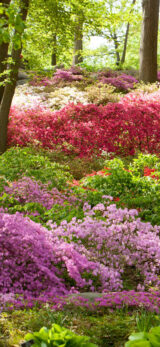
<box><xmin>8</xmin><ymin>100</ymin><xmax>160</xmax><ymax>157</ymax></box>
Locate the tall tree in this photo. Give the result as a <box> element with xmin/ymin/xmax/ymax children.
<box><xmin>0</xmin><ymin>0</ymin><xmax>30</xmax><ymax>155</ymax></box>
<box><xmin>139</xmin><ymin>0</ymin><xmax>159</xmax><ymax>82</ymax></box>
<box><xmin>0</xmin><ymin>0</ymin><xmax>11</xmax><ymax>103</ymax></box>
<box><xmin>72</xmin><ymin>15</ymin><xmax>84</xmax><ymax>65</ymax></box>
<box><xmin>121</xmin><ymin>0</ymin><xmax>136</xmax><ymax>65</ymax></box>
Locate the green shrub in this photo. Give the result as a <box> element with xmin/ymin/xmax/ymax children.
<box><xmin>125</xmin><ymin>326</ymin><xmax>160</xmax><ymax>347</ymax></box>
<box><xmin>86</xmin><ymin>83</ymin><xmax>120</xmax><ymax>105</ymax></box>
<box><xmin>0</xmin><ymin>147</ymin><xmax>72</xmax><ymax>190</ymax></box>
<box><xmin>24</xmin><ymin>323</ymin><xmax>97</xmax><ymax>347</ymax></box>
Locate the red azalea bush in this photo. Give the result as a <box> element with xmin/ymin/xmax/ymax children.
<box><xmin>8</xmin><ymin>101</ymin><xmax>160</xmax><ymax>157</ymax></box>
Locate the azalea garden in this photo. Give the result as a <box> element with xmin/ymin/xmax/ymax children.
<box><xmin>1</xmin><ymin>0</ymin><xmax>160</xmax><ymax>346</ymax></box>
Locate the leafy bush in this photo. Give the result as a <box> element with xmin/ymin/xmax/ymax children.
<box><xmin>125</xmin><ymin>326</ymin><xmax>160</xmax><ymax>347</ymax></box>
<box><xmin>0</xmin><ymin>147</ymin><xmax>72</xmax><ymax>190</ymax></box>
<box><xmin>86</xmin><ymin>83</ymin><xmax>120</xmax><ymax>105</ymax></box>
<box><xmin>81</xmin><ymin>158</ymin><xmax>154</xmax><ymax>198</ymax></box>
<box><xmin>24</xmin><ymin>323</ymin><xmax>97</xmax><ymax>347</ymax></box>
<box><xmin>8</xmin><ymin>101</ymin><xmax>160</xmax><ymax>157</ymax></box>
<box><xmin>80</xmin><ymin>155</ymin><xmax>160</xmax><ymax>225</ymax></box>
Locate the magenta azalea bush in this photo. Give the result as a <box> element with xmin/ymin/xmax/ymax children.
<box><xmin>0</xmin><ymin>212</ymin><xmax>98</xmax><ymax>298</ymax></box>
<box><xmin>8</xmin><ymin>101</ymin><xmax>160</xmax><ymax>157</ymax></box>
<box><xmin>53</xmin><ymin>69</ymin><xmax>83</xmax><ymax>82</ymax></box>
<box><xmin>99</xmin><ymin>73</ymin><xmax>138</xmax><ymax>92</ymax></box>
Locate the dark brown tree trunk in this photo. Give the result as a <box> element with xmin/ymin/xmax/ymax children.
<box><xmin>72</xmin><ymin>18</ymin><xmax>83</xmax><ymax>65</ymax></box>
<box><xmin>0</xmin><ymin>0</ymin><xmax>11</xmax><ymax>103</ymax></box>
<box><xmin>139</xmin><ymin>0</ymin><xmax>159</xmax><ymax>82</ymax></box>
<box><xmin>113</xmin><ymin>32</ymin><xmax>120</xmax><ymax>66</ymax></box>
<box><xmin>0</xmin><ymin>0</ymin><xmax>30</xmax><ymax>155</ymax></box>
<box><xmin>51</xmin><ymin>34</ymin><xmax>57</xmax><ymax>66</ymax></box>
<box><xmin>121</xmin><ymin>0</ymin><xmax>136</xmax><ymax>65</ymax></box>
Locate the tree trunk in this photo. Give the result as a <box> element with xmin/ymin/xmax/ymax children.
<box><xmin>51</xmin><ymin>34</ymin><xmax>57</xmax><ymax>66</ymax></box>
<box><xmin>0</xmin><ymin>0</ymin><xmax>11</xmax><ymax>103</ymax></box>
<box><xmin>121</xmin><ymin>0</ymin><xmax>136</xmax><ymax>65</ymax></box>
<box><xmin>113</xmin><ymin>32</ymin><xmax>120</xmax><ymax>66</ymax></box>
<box><xmin>139</xmin><ymin>0</ymin><xmax>159</xmax><ymax>82</ymax></box>
<box><xmin>72</xmin><ymin>18</ymin><xmax>83</xmax><ymax>65</ymax></box>
<box><xmin>0</xmin><ymin>0</ymin><xmax>30</xmax><ymax>155</ymax></box>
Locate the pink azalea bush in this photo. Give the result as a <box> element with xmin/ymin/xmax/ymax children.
<box><xmin>53</xmin><ymin>69</ymin><xmax>83</xmax><ymax>82</ymax></box>
<box><xmin>1</xmin><ymin>201</ymin><xmax>160</xmax><ymax>307</ymax></box>
<box><xmin>50</xmin><ymin>202</ymin><xmax>160</xmax><ymax>291</ymax></box>
<box><xmin>99</xmin><ymin>73</ymin><xmax>138</xmax><ymax>92</ymax></box>
<box><xmin>0</xmin><ymin>212</ymin><xmax>98</xmax><ymax>298</ymax></box>
<box><xmin>51</xmin><ymin>290</ymin><xmax>160</xmax><ymax>313</ymax></box>
<box><xmin>8</xmin><ymin>101</ymin><xmax>160</xmax><ymax>157</ymax></box>
<box><xmin>3</xmin><ymin>177</ymin><xmax>79</xmax><ymax>210</ymax></box>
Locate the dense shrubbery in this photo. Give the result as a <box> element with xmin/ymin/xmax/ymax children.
<box><xmin>79</xmin><ymin>155</ymin><xmax>160</xmax><ymax>225</ymax></box>
<box><xmin>0</xmin><ymin>147</ymin><xmax>72</xmax><ymax>191</ymax></box>
<box><xmin>2</xmin><ymin>68</ymin><xmax>160</xmax><ymax>347</ymax></box>
<box><xmin>99</xmin><ymin>72</ymin><xmax>138</xmax><ymax>92</ymax></box>
<box><xmin>8</xmin><ymin>100</ymin><xmax>160</xmax><ymax>157</ymax></box>
<box><xmin>1</xmin><ymin>201</ymin><xmax>160</xmax><ymax>301</ymax></box>
<box><xmin>86</xmin><ymin>83</ymin><xmax>120</xmax><ymax>105</ymax></box>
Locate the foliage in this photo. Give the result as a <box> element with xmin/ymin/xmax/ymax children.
<box><xmin>24</xmin><ymin>323</ymin><xmax>97</xmax><ymax>347</ymax></box>
<box><xmin>0</xmin><ymin>147</ymin><xmax>72</xmax><ymax>191</ymax></box>
<box><xmin>80</xmin><ymin>155</ymin><xmax>160</xmax><ymax>225</ymax></box>
<box><xmin>125</xmin><ymin>326</ymin><xmax>160</xmax><ymax>347</ymax></box>
<box><xmin>0</xmin><ymin>308</ymin><xmax>136</xmax><ymax>347</ymax></box>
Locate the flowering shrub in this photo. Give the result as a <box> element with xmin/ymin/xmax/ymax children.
<box><xmin>157</xmin><ymin>71</ymin><xmax>160</xmax><ymax>81</ymax></box>
<box><xmin>120</xmin><ymin>89</ymin><xmax>160</xmax><ymax>106</ymax></box>
<box><xmin>3</xmin><ymin>177</ymin><xmax>80</xmax><ymax>209</ymax></box>
<box><xmin>0</xmin><ymin>212</ymin><xmax>101</xmax><ymax>298</ymax></box>
<box><xmin>53</xmin><ymin>69</ymin><xmax>83</xmax><ymax>83</ymax></box>
<box><xmin>29</xmin><ymin>76</ymin><xmax>55</xmax><ymax>87</ymax></box>
<box><xmin>2</xmin><ymin>201</ymin><xmax>160</xmax><ymax>300</ymax></box>
<box><xmin>0</xmin><ymin>177</ymin><xmax>84</xmax><ymax>225</ymax></box>
<box><xmin>49</xmin><ymin>202</ymin><xmax>160</xmax><ymax>291</ymax></box>
<box><xmin>44</xmin><ymin>86</ymin><xmax>88</xmax><ymax>110</ymax></box>
<box><xmin>52</xmin><ymin>291</ymin><xmax>160</xmax><ymax>313</ymax></box>
<box><xmin>78</xmin><ymin>155</ymin><xmax>160</xmax><ymax>225</ymax></box>
<box><xmin>99</xmin><ymin>73</ymin><xmax>138</xmax><ymax>92</ymax></box>
<box><xmin>98</xmin><ymin>70</ymin><xmax>118</xmax><ymax>79</ymax></box>
<box><xmin>0</xmin><ymin>147</ymin><xmax>72</xmax><ymax>190</ymax></box>
<box><xmin>86</xmin><ymin>83</ymin><xmax>120</xmax><ymax>105</ymax></box>
<box><xmin>8</xmin><ymin>101</ymin><xmax>160</xmax><ymax>157</ymax></box>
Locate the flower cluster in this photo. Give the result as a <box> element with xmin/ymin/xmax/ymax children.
<box><xmin>8</xmin><ymin>101</ymin><xmax>160</xmax><ymax>157</ymax></box>
<box><xmin>53</xmin><ymin>69</ymin><xmax>83</xmax><ymax>82</ymax></box>
<box><xmin>0</xmin><ymin>212</ymin><xmax>98</xmax><ymax>298</ymax></box>
<box><xmin>99</xmin><ymin>73</ymin><xmax>138</xmax><ymax>92</ymax></box>
<box><xmin>3</xmin><ymin>177</ymin><xmax>79</xmax><ymax>210</ymax></box>
<box><xmin>51</xmin><ymin>290</ymin><xmax>160</xmax><ymax>314</ymax></box>
<box><xmin>1</xmin><ymin>202</ymin><xmax>160</xmax><ymax>301</ymax></box>
<box><xmin>50</xmin><ymin>202</ymin><xmax>160</xmax><ymax>291</ymax></box>
<box><xmin>144</xmin><ymin>167</ymin><xmax>159</xmax><ymax>180</ymax></box>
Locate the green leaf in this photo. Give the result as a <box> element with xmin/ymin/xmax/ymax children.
<box><xmin>129</xmin><ymin>332</ymin><xmax>149</xmax><ymax>341</ymax></box>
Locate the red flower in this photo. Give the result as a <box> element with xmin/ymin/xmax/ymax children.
<box><xmin>113</xmin><ymin>197</ymin><xmax>120</xmax><ymax>201</ymax></box>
